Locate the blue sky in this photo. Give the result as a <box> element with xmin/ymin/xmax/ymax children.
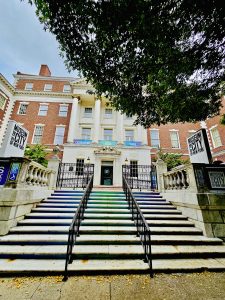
<box><xmin>0</xmin><ymin>0</ymin><xmax>78</xmax><ymax>83</ymax></box>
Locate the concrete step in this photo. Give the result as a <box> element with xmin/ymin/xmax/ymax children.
<box><xmin>19</xmin><ymin>219</ymin><xmax>135</xmax><ymax>226</ymax></box>
<box><xmin>0</xmin><ymin>234</ymin><xmax>221</xmax><ymax>246</ymax></box>
<box><xmin>29</xmin><ymin>212</ymin><xmax>133</xmax><ymax>219</ymax></box>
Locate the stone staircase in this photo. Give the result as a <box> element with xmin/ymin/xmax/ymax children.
<box><xmin>0</xmin><ymin>189</ymin><xmax>225</xmax><ymax>274</ymax></box>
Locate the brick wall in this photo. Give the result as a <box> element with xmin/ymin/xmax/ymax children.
<box><xmin>15</xmin><ymin>79</ymin><xmax>71</xmax><ymax>93</ymax></box>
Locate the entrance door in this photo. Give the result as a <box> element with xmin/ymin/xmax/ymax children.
<box><xmin>101</xmin><ymin>166</ymin><xmax>113</xmax><ymax>185</ymax></box>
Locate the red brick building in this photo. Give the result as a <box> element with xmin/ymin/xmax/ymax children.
<box><xmin>4</xmin><ymin>64</ymin><xmax>225</xmax><ymax>163</ymax></box>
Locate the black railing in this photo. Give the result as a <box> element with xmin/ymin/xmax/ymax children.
<box><xmin>56</xmin><ymin>163</ymin><xmax>94</xmax><ymax>189</ymax></box>
<box><xmin>123</xmin><ymin>175</ymin><xmax>153</xmax><ymax>277</ymax></box>
<box><xmin>63</xmin><ymin>174</ymin><xmax>94</xmax><ymax>280</ymax></box>
<box><xmin>122</xmin><ymin>164</ymin><xmax>157</xmax><ymax>190</ymax></box>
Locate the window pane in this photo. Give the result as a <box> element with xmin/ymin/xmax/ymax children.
<box><xmin>33</xmin><ymin>126</ymin><xmax>44</xmax><ymax>144</ymax></box>
<box><xmin>76</xmin><ymin>159</ymin><xmax>84</xmax><ymax>175</ymax></box>
<box><xmin>44</xmin><ymin>84</ymin><xmax>52</xmax><ymax>91</ymax></box>
<box><xmin>59</xmin><ymin>105</ymin><xmax>68</xmax><ymax>117</ymax></box>
<box><xmin>38</xmin><ymin>104</ymin><xmax>48</xmax><ymax>116</ymax></box>
<box><xmin>150</xmin><ymin>130</ymin><xmax>160</xmax><ymax>148</ymax></box>
<box><xmin>211</xmin><ymin>128</ymin><xmax>222</xmax><ymax>148</ymax></box>
<box><xmin>170</xmin><ymin>131</ymin><xmax>180</xmax><ymax>148</ymax></box>
<box><xmin>105</xmin><ymin>108</ymin><xmax>112</xmax><ymax>118</ymax></box>
<box><xmin>84</xmin><ymin>107</ymin><xmax>92</xmax><ymax>117</ymax></box>
<box><xmin>18</xmin><ymin>104</ymin><xmax>28</xmax><ymax>115</ymax></box>
<box><xmin>54</xmin><ymin>127</ymin><xmax>65</xmax><ymax>145</ymax></box>
<box><xmin>125</xmin><ymin>130</ymin><xmax>134</xmax><ymax>141</ymax></box>
<box><xmin>82</xmin><ymin>128</ymin><xmax>91</xmax><ymax>140</ymax></box>
<box><xmin>63</xmin><ymin>85</ymin><xmax>71</xmax><ymax>93</ymax></box>
<box><xmin>130</xmin><ymin>160</ymin><xmax>138</xmax><ymax>177</ymax></box>
<box><xmin>25</xmin><ymin>83</ymin><xmax>33</xmax><ymax>91</ymax></box>
<box><xmin>104</xmin><ymin>129</ymin><xmax>113</xmax><ymax>140</ymax></box>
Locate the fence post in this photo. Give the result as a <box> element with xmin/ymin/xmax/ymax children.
<box><xmin>155</xmin><ymin>159</ymin><xmax>167</xmax><ymax>192</ymax></box>
<box><xmin>48</xmin><ymin>157</ymin><xmax>61</xmax><ymax>189</ymax></box>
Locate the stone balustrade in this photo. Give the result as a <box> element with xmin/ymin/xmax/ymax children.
<box><xmin>163</xmin><ymin>165</ymin><xmax>189</xmax><ymax>190</ymax></box>
<box><xmin>25</xmin><ymin>161</ymin><xmax>53</xmax><ymax>187</ymax></box>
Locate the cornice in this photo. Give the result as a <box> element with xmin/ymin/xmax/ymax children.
<box><xmin>0</xmin><ymin>74</ymin><xmax>15</xmax><ymax>94</ymax></box>
<box><xmin>15</xmin><ymin>90</ymin><xmax>74</xmax><ymax>99</ymax></box>
<box><xmin>13</xmin><ymin>73</ymin><xmax>79</xmax><ymax>82</ymax></box>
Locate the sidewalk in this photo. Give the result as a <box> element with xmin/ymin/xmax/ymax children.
<box><xmin>0</xmin><ymin>272</ymin><xmax>225</xmax><ymax>300</ymax></box>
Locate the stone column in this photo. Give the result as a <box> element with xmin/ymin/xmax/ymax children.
<box><xmin>117</xmin><ymin>112</ymin><xmax>124</xmax><ymax>144</ymax></box>
<box><xmin>67</xmin><ymin>97</ymin><xmax>79</xmax><ymax>143</ymax></box>
<box><xmin>47</xmin><ymin>157</ymin><xmax>61</xmax><ymax>189</ymax></box>
<box><xmin>141</xmin><ymin>126</ymin><xmax>148</xmax><ymax>145</ymax></box>
<box><xmin>93</xmin><ymin>98</ymin><xmax>101</xmax><ymax>143</ymax></box>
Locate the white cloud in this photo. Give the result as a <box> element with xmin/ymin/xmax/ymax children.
<box><xmin>0</xmin><ymin>0</ymin><xmax>78</xmax><ymax>83</ymax></box>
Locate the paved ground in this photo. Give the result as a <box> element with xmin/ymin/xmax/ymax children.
<box><xmin>0</xmin><ymin>272</ymin><xmax>225</xmax><ymax>300</ymax></box>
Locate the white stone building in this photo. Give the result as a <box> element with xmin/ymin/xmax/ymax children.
<box><xmin>63</xmin><ymin>80</ymin><xmax>151</xmax><ymax>186</ymax></box>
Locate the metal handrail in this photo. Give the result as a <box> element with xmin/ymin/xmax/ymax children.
<box><xmin>63</xmin><ymin>174</ymin><xmax>94</xmax><ymax>280</ymax></box>
<box><xmin>123</xmin><ymin>175</ymin><xmax>153</xmax><ymax>277</ymax></box>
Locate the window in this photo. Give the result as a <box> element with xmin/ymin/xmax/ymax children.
<box><xmin>32</xmin><ymin>125</ymin><xmax>44</xmax><ymax>144</ymax></box>
<box><xmin>210</xmin><ymin>127</ymin><xmax>222</xmax><ymax>148</ymax></box>
<box><xmin>84</xmin><ymin>107</ymin><xmax>92</xmax><ymax>118</ymax></box>
<box><xmin>170</xmin><ymin>131</ymin><xmax>180</xmax><ymax>148</ymax></box>
<box><xmin>25</xmin><ymin>83</ymin><xmax>33</xmax><ymax>91</ymax></box>
<box><xmin>125</xmin><ymin>130</ymin><xmax>134</xmax><ymax>141</ymax></box>
<box><xmin>54</xmin><ymin>126</ymin><xmax>65</xmax><ymax>145</ymax></box>
<box><xmin>38</xmin><ymin>104</ymin><xmax>48</xmax><ymax>116</ymax></box>
<box><xmin>105</xmin><ymin>108</ymin><xmax>112</xmax><ymax>118</ymax></box>
<box><xmin>76</xmin><ymin>159</ymin><xmax>84</xmax><ymax>176</ymax></box>
<box><xmin>63</xmin><ymin>84</ymin><xmax>71</xmax><ymax>93</ymax></box>
<box><xmin>59</xmin><ymin>105</ymin><xmax>68</xmax><ymax>117</ymax></box>
<box><xmin>82</xmin><ymin>128</ymin><xmax>91</xmax><ymax>140</ymax></box>
<box><xmin>130</xmin><ymin>160</ymin><xmax>138</xmax><ymax>177</ymax></box>
<box><xmin>150</xmin><ymin>129</ymin><xmax>160</xmax><ymax>148</ymax></box>
<box><xmin>104</xmin><ymin>129</ymin><xmax>113</xmax><ymax>140</ymax></box>
<box><xmin>44</xmin><ymin>84</ymin><xmax>52</xmax><ymax>92</ymax></box>
<box><xmin>18</xmin><ymin>103</ymin><xmax>28</xmax><ymax>115</ymax></box>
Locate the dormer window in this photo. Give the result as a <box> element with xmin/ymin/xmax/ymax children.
<box><xmin>44</xmin><ymin>84</ymin><xmax>52</xmax><ymax>92</ymax></box>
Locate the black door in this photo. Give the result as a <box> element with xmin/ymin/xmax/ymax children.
<box><xmin>101</xmin><ymin>166</ymin><xmax>113</xmax><ymax>185</ymax></box>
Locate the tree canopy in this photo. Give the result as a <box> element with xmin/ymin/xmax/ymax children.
<box><xmin>28</xmin><ymin>0</ymin><xmax>225</xmax><ymax>127</ymax></box>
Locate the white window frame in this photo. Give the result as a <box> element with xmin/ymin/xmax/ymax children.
<box><xmin>104</xmin><ymin>108</ymin><xmax>113</xmax><ymax>119</ymax></box>
<box><xmin>188</xmin><ymin>130</ymin><xmax>196</xmax><ymax>138</ymax></box>
<box><xmin>59</xmin><ymin>104</ymin><xmax>68</xmax><ymax>117</ymax></box>
<box><xmin>38</xmin><ymin>104</ymin><xmax>49</xmax><ymax>116</ymax></box>
<box><xmin>170</xmin><ymin>130</ymin><xmax>180</xmax><ymax>149</ymax></box>
<box><xmin>150</xmin><ymin>129</ymin><xmax>160</xmax><ymax>148</ymax></box>
<box><xmin>104</xmin><ymin>128</ymin><xmax>113</xmax><ymax>141</ymax></box>
<box><xmin>81</xmin><ymin>128</ymin><xmax>91</xmax><ymax>140</ymax></box>
<box><xmin>32</xmin><ymin>124</ymin><xmax>44</xmax><ymax>144</ymax></box>
<box><xmin>125</xmin><ymin>129</ymin><xmax>134</xmax><ymax>141</ymax></box>
<box><xmin>63</xmin><ymin>84</ymin><xmax>71</xmax><ymax>93</ymax></box>
<box><xmin>84</xmin><ymin>107</ymin><xmax>93</xmax><ymax>118</ymax></box>
<box><xmin>44</xmin><ymin>84</ymin><xmax>53</xmax><ymax>92</ymax></box>
<box><xmin>17</xmin><ymin>103</ymin><xmax>29</xmax><ymax>115</ymax></box>
<box><xmin>210</xmin><ymin>126</ymin><xmax>222</xmax><ymax>148</ymax></box>
<box><xmin>25</xmin><ymin>83</ymin><xmax>33</xmax><ymax>91</ymax></box>
<box><xmin>54</xmin><ymin>126</ymin><xmax>65</xmax><ymax>145</ymax></box>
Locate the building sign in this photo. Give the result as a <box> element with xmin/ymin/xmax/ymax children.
<box><xmin>99</xmin><ymin>140</ymin><xmax>117</xmax><ymax>146</ymax></box>
<box><xmin>8</xmin><ymin>162</ymin><xmax>21</xmax><ymax>182</ymax></box>
<box><xmin>74</xmin><ymin>139</ymin><xmax>92</xmax><ymax>145</ymax></box>
<box><xmin>187</xmin><ymin>129</ymin><xmax>212</xmax><ymax>164</ymax></box>
<box><xmin>124</xmin><ymin>141</ymin><xmax>142</xmax><ymax>147</ymax></box>
<box><xmin>0</xmin><ymin>121</ymin><xmax>29</xmax><ymax>157</ymax></box>
<box><xmin>0</xmin><ymin>162</ymin><xmax>10</xmax><ymax>185</ymax></box>
<box><xmin>208</xmin><ymin>171</ymin><xmax>225</xmax><ymax>189</ymax></box>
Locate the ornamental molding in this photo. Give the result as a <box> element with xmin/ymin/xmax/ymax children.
<box><xmin>94</xmin><ymin>146</ymin><xmax>121</xmax><ymax>156</ymax></box>
<box><xmin>0</xmin><ymin>74</ymin><xmax>15</xmax><ymax>94</ymax></box>
<box><xmin>15</xmin><ymin>90</ymin><xmax>73</xmax><ymax>99</ymax></box>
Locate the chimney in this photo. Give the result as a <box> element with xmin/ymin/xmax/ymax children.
<box><xmin>39</xmin><ymin>65</ymin><xmax>51</xmax><ymax>77</ymax></box>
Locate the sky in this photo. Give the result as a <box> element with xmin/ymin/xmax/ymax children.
<box><xmin>0</xmin><ymin>0</ymin><xmax>78</xmax><ymax>83</ymax></box>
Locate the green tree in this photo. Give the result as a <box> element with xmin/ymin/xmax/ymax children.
<box><xmin>157</xmin><ymin>150</ymin><xmax>189</xmax><ymax>171</ymax></box>
<box><xmin>27</xmin><ymin>0</ymin><xmax>225</xmax><ymax>127</ymax></box>
<box><xmin>24</xmin><ymin>144</ymin><xmax>49</xmax><ymax>167</ymax></box>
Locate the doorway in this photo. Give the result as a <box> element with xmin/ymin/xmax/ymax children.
<box><xmin>101</xmin><ymin>162</ymin><xmax>113</xmax><ymax>185</ymax></box>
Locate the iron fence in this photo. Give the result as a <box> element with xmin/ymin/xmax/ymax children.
<box><xmin>122</xmin><ymin>164</ymin><xmax>157</xmax><ymax>190</ymax></box>
<box><xmin>56</xmin><ymin>163</ymin><xmax>94</xmax><ymax>189</ymax></box>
